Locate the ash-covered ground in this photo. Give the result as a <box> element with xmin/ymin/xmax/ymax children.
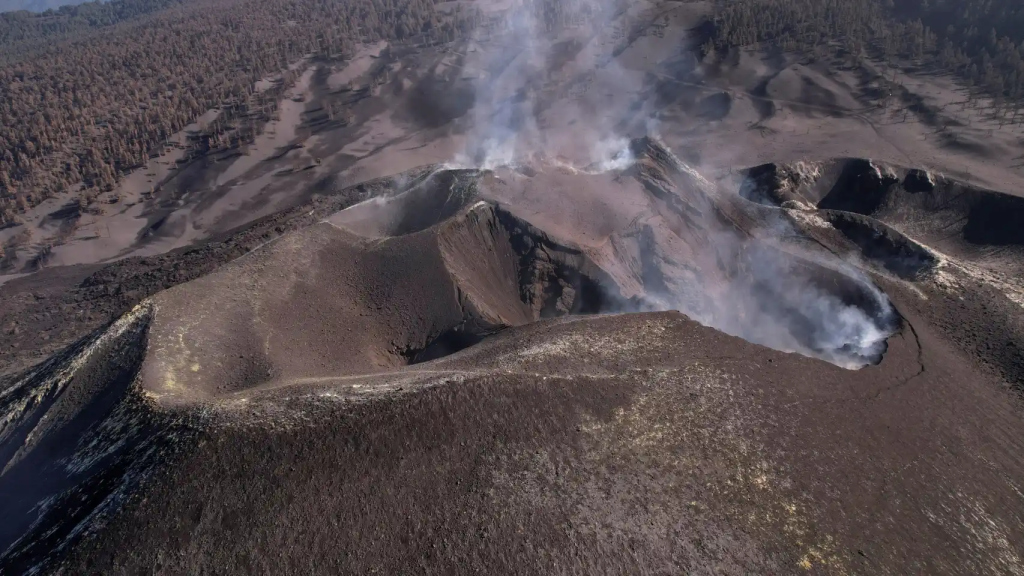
<box><xmin>3</xmin><ymin>0</ymin><xmax>1024</xmax><ymax>573</ymax></box>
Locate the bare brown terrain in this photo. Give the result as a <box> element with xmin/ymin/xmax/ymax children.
<box><xmin>3</xmin><ymin>1</ymin><xmax>1024</xmax><ymax>285</ymax></box>
<box><xmin>3</xmin><ymin>0</ymin><xmax>1024</xmax><ymax>573</ymax></box>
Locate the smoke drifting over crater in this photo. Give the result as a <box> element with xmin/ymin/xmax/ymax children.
<box><xmin>455</xmin><ymin>0</ymin><xmax>647</xmax><ymax>170</ymax></box>
<box><xmin>658</xmin><ymin>234</ymin><xmax>898</xmax><ymax>370</ymax></box>
<box><xmin>445</xmin><ymin>0</ymin><xmax>896</xmax><ymax>368</ymax></box>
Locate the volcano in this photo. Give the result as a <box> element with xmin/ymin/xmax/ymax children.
<box><xmin>3</xmin><ymin>139</ymin><xmax>1024</xmax><ymax>574</ymax></box>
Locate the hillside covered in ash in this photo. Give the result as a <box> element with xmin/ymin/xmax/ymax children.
<box><xmin>3</xmin><ymin>0</ymin><xmax>1024</xmax><ymax>572</ymax></box>
<box><xmin>3</xmin><ymin>137</ymin><xmax>1024</xmax><ymax>574</ymax></box>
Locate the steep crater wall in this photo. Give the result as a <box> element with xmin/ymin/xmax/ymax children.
<box><xmin>739</xmin><ymin>158</ymin><xmax>1024</xmax><ymax>274</ymax></box>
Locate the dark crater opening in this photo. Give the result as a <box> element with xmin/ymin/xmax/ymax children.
<box><xmin>389</xmin><ymin>170</ymin><xmax>480</xmax><ymax>235</ymax></box>
<box><xmin>963</xmin><ymin>194</ymin><xmax>1024</xmax><ymax>246</ymax></box>
<box><xmin>818</xmin><ymin>159</ymin><xmax>899</xmax><ymax>215</ymax></box>
<box><xmin>329</xmin><ymin>169</ymin><xmax>481</xmax><ymax>237</ymax></box>
<box><xmin>409</xmin><ymin>316</ymin><xmax>500</xmax><ymax>365</ymax></box>
<box><xmin>737</xmin><ymin>163</ymin><xmax>788</xmax><ymax>206</ymax></box>
<box><xmin>825</xmin><ymin>211</ymin><xmax>938</xmax><ymax>279</ymax></box>
<box><xmin>902</xmin><ymin>169</ymin><xmax>934</xmax><ymax>194</ymax></box>
<box><xmin>406</xmin><ymin>203</ymin><xmax>627</xmax><ymax>366</ymax></box>
<box><xmin>537</xmin><ymin>266</ymin><xmax>613</xmax><ymax>318</ymax></box>
<box><xmin>499</xmin><ymin>208</ymin><xmax>623</xmax><ymax>320</ymax></box>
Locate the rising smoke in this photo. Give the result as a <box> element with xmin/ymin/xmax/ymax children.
<box><xmin>453</xmin><ymin>0</ymin><xmax>644</xmax><ymax>170</ymax></box>
<box><xmin>450</xmin><ymin>0</ymin><xmax>897</xmax><ymax>368</ymax></box>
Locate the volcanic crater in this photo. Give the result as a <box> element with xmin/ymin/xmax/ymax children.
<box><xmin>3</xmin><ymin>138</ymin><xmax>1024</xmax><ymax>574</ymax></box>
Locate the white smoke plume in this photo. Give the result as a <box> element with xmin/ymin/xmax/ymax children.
<box><xmin>448</xmin><ymin>0</ymin><xmax>897</xmax><ymax>368</ymax></box>
<box><xmin>453</xmin><ymin>0</ymin><xmax>641</xmax><ymax>171</ymax></box>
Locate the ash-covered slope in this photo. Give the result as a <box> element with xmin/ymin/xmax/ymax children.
<box><xmin>480</xmin><ymin>138</ymin><xmax>898</xmax><ymax>368</ymax></box>
<box><xmin>145</xmin><ymin>199</ymin><xmax>621</xmax><ymax>403</ymax></box>
<box><xmin>0</xmin><ymin>305</ymin><xmax>188</xmax><ymax>572</ymax></box>
<box><xmin>4</xmin><ymin>139</ymin><xmax>1024</xmax><ymax>574</ymax></box>
<box><xmin>141</xmin><ymin>137</ymin><xmax>899</xmax><ymax>408</ymax></box>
